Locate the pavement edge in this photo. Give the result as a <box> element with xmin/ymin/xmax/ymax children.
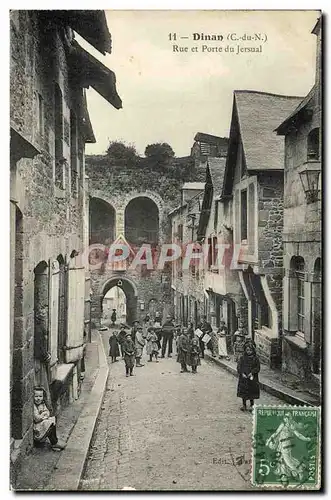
<box><xmin>205</xmin><ymin>353</ymin><xmax>316</xmax><ymax>407</ymax></box>
<box><xmin>46</xmin><ymin>332</ymin><xmax>109</xmax><ymax>491</ymax></box>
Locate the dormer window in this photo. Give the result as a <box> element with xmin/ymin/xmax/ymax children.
<box><xmin>307</xmin><ymin>128</ymin><xmax>320</xmax><ymax>161</ymax></box>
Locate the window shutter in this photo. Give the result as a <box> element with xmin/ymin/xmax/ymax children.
<box><xmin>248</xmin><ymin>182</ymin><xmax>256</xmax><ymax>255</ymax></box>
<box><xmin>234</xmin><ymin>189</ymin><xmax>240</xmax><ymax>244</ymax></box>
<box><xmin>66</xmin><ymin>255</ymin><xmax>85</xmax><ymax>362</ymax></box>
<box><xmin>49</xmin><ymin>260</ymin><xmax>60</xmax><ymax>367</ymax></box>
<box><xmin>304</xmin><ymin>281</ymin><xmax>312</xmax><ymax>344</ymax></box>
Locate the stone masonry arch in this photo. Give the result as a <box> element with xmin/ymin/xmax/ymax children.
<box><xmin>89</xmin><ymin>189</ymin><xmax>167</xmax><ymax>243</ymax></box>
<box><xmin>89</xmin><ymin>190</ymin><xmax>121</xmax><ymax>212</ymax></box>
<box><xmin>89</xmin><ymin>196</ymin><xmax>116</xmax><ymax>246</ymax></box>
<box><xmin>91</xmin><ymin>275</ymin><xmax>139</xmax><ymax>326</ymax></box>
<box><xmin>121</xmin><ymin>191</ymin><xmax>166</xmax><ymax>244</ymax></box>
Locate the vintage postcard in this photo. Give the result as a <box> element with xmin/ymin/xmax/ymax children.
<box><xmin>10</xmin><ymin>9</ymin><xmax>322</xmax><ymax>491</ymax></box>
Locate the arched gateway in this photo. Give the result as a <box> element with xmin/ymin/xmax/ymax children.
<box><xmin>92</xmin><ymin>276</ymin><xmax>138</xmax><ymax>327</ymax></box>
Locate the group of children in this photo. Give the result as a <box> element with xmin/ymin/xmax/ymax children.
<box><xmin>176</xmin><ymin>327</ymin><xmax>201</xmax><ymax>373</ymax></box>
<box><xmin>108</xmin><ymin>323</ymin><xmax>160</xmax><ymax>377</ymax></box>
<box><xmin>32</xmin><ymin>319</ymin><xmax>260</xmax><ymax>451</ymax></box>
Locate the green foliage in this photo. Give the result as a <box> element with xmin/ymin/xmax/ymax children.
<box><xmin>106</xmin><ymin>141</ymin><xmax>139</xmax><ymax>167</ymax></box>
<box><xmin>144</xmin><ymin>143</ymin><xmax>175</xmax><ymax>160</ymax></box>
<box><xmin>88</xmin><ymin>140</ymin><xmax>203</xmax><ymax>209</ymax></box>
<box><xmin>144</xmin><ymin>143</ymin><xmax>175</xmax><ymax>172</ymax></box>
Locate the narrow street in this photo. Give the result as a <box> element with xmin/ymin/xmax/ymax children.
<box><xmin>80</xmin><ymin>330</ymin><xmax>282</xmax><ymax>491</ymax></box>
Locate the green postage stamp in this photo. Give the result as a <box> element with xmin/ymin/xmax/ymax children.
<box><xmin>252</xmin><ymin>406</ymin><xmax>321</xmax><ymax>489</ymax></box>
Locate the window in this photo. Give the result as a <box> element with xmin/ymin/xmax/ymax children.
<box><xmin>241</xmin><ymin>189</ymin><xmax>248</xmax><ymax>241</ymax></box>
<box><xmin>54</xmin><ymin>83</ymin><xmax>64</xmax><ymax>189</ymax></box>
<box><xmin>297</xmin><ymin>275</ymin><xmax>305</xmax><ymax>332</ymax></box>
<box><xmin>57</xmin><ymin>255</ymin><xmax>66</xmax><ymax>363</ymax></box>
<box><xmin>70</xmin><ymin>111</ymin><xmax>78</xmax><ymax>197</ymax></box>
<box><xmin>177</xmin><ymin>224</ymin><xmax>183</xmax><ymax>242</ymax></box>
<box><xmin>207</xmin><ymin>237</ymin><xmax>212</xmax><ymax>269</ymax></box>
<box><xmin>36</xmin><ymin>93</ymin><xmax>44</xmax><ymax>135</ymax></box>
<box><xmin>312</xmin><ymin>258</ymin><xmax>321</xmax><ymax>373</ymax></box>
<box><xmin>248</xmin><ymin>183</ymin><xmax>256</xmax><ymax>254</ymax></box>
<box><xmin>214</xmin><ymin>201</ymin><xmax>219</xmax><ymax>232</ymax></box>
<box><xmin>212</xmin><ymin>236</ymin><xmax>218</xmax><ymax>267</ymax></box>
<box><xmin>307</xmin><ymin>128</ymin><xmax>320</xmax><ymax>161</ymax></box>
<box><xmin>257</xmin><ymin>303</ymin><xmax>271</xmax><ymax>329</ymax></box>
<box><xmin>295</xmin><ymin>257</ymin><xmax>305</xmax><ymax>334</ymax></box>
<box><xmin>248</xmin><ymin>272</ymin><xmax>271</xmax><ymax>330</ymax></box>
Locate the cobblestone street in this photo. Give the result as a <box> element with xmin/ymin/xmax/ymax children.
<box><xmin>80</xmin><ymin>331</ymin><xmax>282</xmax><ymax>491</ymax></box>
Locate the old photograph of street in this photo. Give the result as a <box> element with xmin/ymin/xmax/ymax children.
<box><xmin>10</xmin><ymin>9</ymin><xmax>322</xmax><ymax>491</ymax></box>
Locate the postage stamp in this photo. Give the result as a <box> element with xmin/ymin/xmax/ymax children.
<box><xmin>252</xmin><ymin>406</ymin><xmax>321</xmax><ymax>490</ymax></box>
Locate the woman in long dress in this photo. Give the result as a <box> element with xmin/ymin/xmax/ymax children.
<box><xmin>217</xmin><ymin>321</ymin><xmax>230</xmax><ymax>360</ymax></box>
<box><xmin>237</xmin><ymin>342</ymin><xmax>260</xmax><ymax>411</ymax></box>
<box><xmin>108</xmin><ymin>331</ymin><xmax>120</xmax><ymax>362</ymax></box>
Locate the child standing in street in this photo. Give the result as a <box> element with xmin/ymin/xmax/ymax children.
<box><xmin>146</xmin><ymin>327</ymin><xmax>159</xmax><ymax>362</ymax></box>
<box><xmin>122</xmin><ymin>332</ymin><xmax>135</xmax><ymax>377</ymax></box>
<box><xmin>135</xmin><ymin>325</ymin><xmax>146</xmax><ymax>367</ymax></box>
<box><xmin>189</xmin><ymin>335</ymin><xmax>201</xmax><ymax>373</ymax></box>
<box><xmin>237</xmin><ymin>342</ymin><xmax>260</xmax><ymax>412</ymax></box>
<box><xmin>177</xmin><ymin>328</ymin><xmax>189</xmax><ymax>373</ymax></box>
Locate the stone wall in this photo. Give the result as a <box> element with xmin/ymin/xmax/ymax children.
<box><xmin>10</xmin><ymin>11</ymin><xmax>89</xmax><ymax>476</ymax></box>
<box><xmin>86</xmin><ymin>157</ymin><xmax>190</xmax><ymax>326</ymax></box>
<box><xmin>283</xmin><ymin>92</ymin><xmax>321</xmax><ymax>238</ymax></box>
<box><xmin>257</xmin><ymin>172</ymin><xmax>284</xmax><ymax>337</ymax></box>
<box><xmin>254</xmin><ymin>330</ymin><xmax>280</xmax><ymax>368</ymax></box>
<box><xmin>281</xmin><ymin>67</ymin><xmax>321</xmax><ymax>378</ymax></box>
<box><xmin>257</xmin><ymin>172</ymin><xmax>284</xmax><ymax>271</ymax></box>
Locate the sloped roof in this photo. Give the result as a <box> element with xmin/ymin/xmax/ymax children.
<box><xmin>70</xmin><ymin>41</ymin><xmax>122</xmax><ymax>109</ymax></box>
<box><xmin>234</xmin><ymin>90</ymin><xmax>303</xmax><ymax>171</ymax></box>
<box><xmin>194</xmin><ymin>132</ymin><xmax>227</xmax><ymax>145</ymax></box>
<box><xmin>275</xmin><ymin>86</ymin><xmax>316</xmax><ymax>135</ymax></box>
<box><xmin>207</xmin><ymin>157</ymin><xmax>226</xmax><ymax>196</ymax></box>
<box><xmin>196</xmin><ymin>158</ymin><xmax>226</xmax><ymax>240</ymax></box>
<box><xmin>40</xmin><ymin>10</ymin><xmax>112</xmax><ymax>55</ymax></box>
<box><xmin>81</xmin><ymin>91</ymin><xmax>96</xmax><ymax>143</ymax></box>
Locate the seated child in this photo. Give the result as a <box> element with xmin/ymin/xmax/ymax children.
<box><xmin>33</xmin><ymin>387</ymin><xmax>65</xmax><ymax>451</ymax></box>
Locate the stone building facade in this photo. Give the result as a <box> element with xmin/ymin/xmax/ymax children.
<box><xmin>221</xmin><ymin>90</ymin><xmax>303</xmax><ymax>367</ymax></box>
<box><xmin>276</xmin><ymin>17</ymin><xmax>322</xmax><ymax>379</ymax></box>
<box><xmin>170</xmin><ymin>183</ymin><xmax>206</xmax><ymax>326</ymax></box>
<box><xmin>85</xmin><ymin>158</ymin><xmax>196</xmax><ymax>326</ymax></box>
<box><xmin>169</xmin><ymin>133</ymin><xmax>230</xmax><ymax>328</ymax></box>
<box><xmin>10</xmin><ymin>10</ymin><xmax>121</xmax><ymax>476</ymax></box>
<box><xmin>196</xmin><ymin>156</ymin><xmax>242</xmax><ymax>334</ymax></box>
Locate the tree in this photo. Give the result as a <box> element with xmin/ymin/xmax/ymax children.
<box><xmin>106</xmin><ymin>141</ymin><xmax>139</xmax><ymax>167</ymax></box>
<box><xmin>144</xmin><ymin>143</ymin><xmax>175</xmax><ymax>170</ymax></box>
